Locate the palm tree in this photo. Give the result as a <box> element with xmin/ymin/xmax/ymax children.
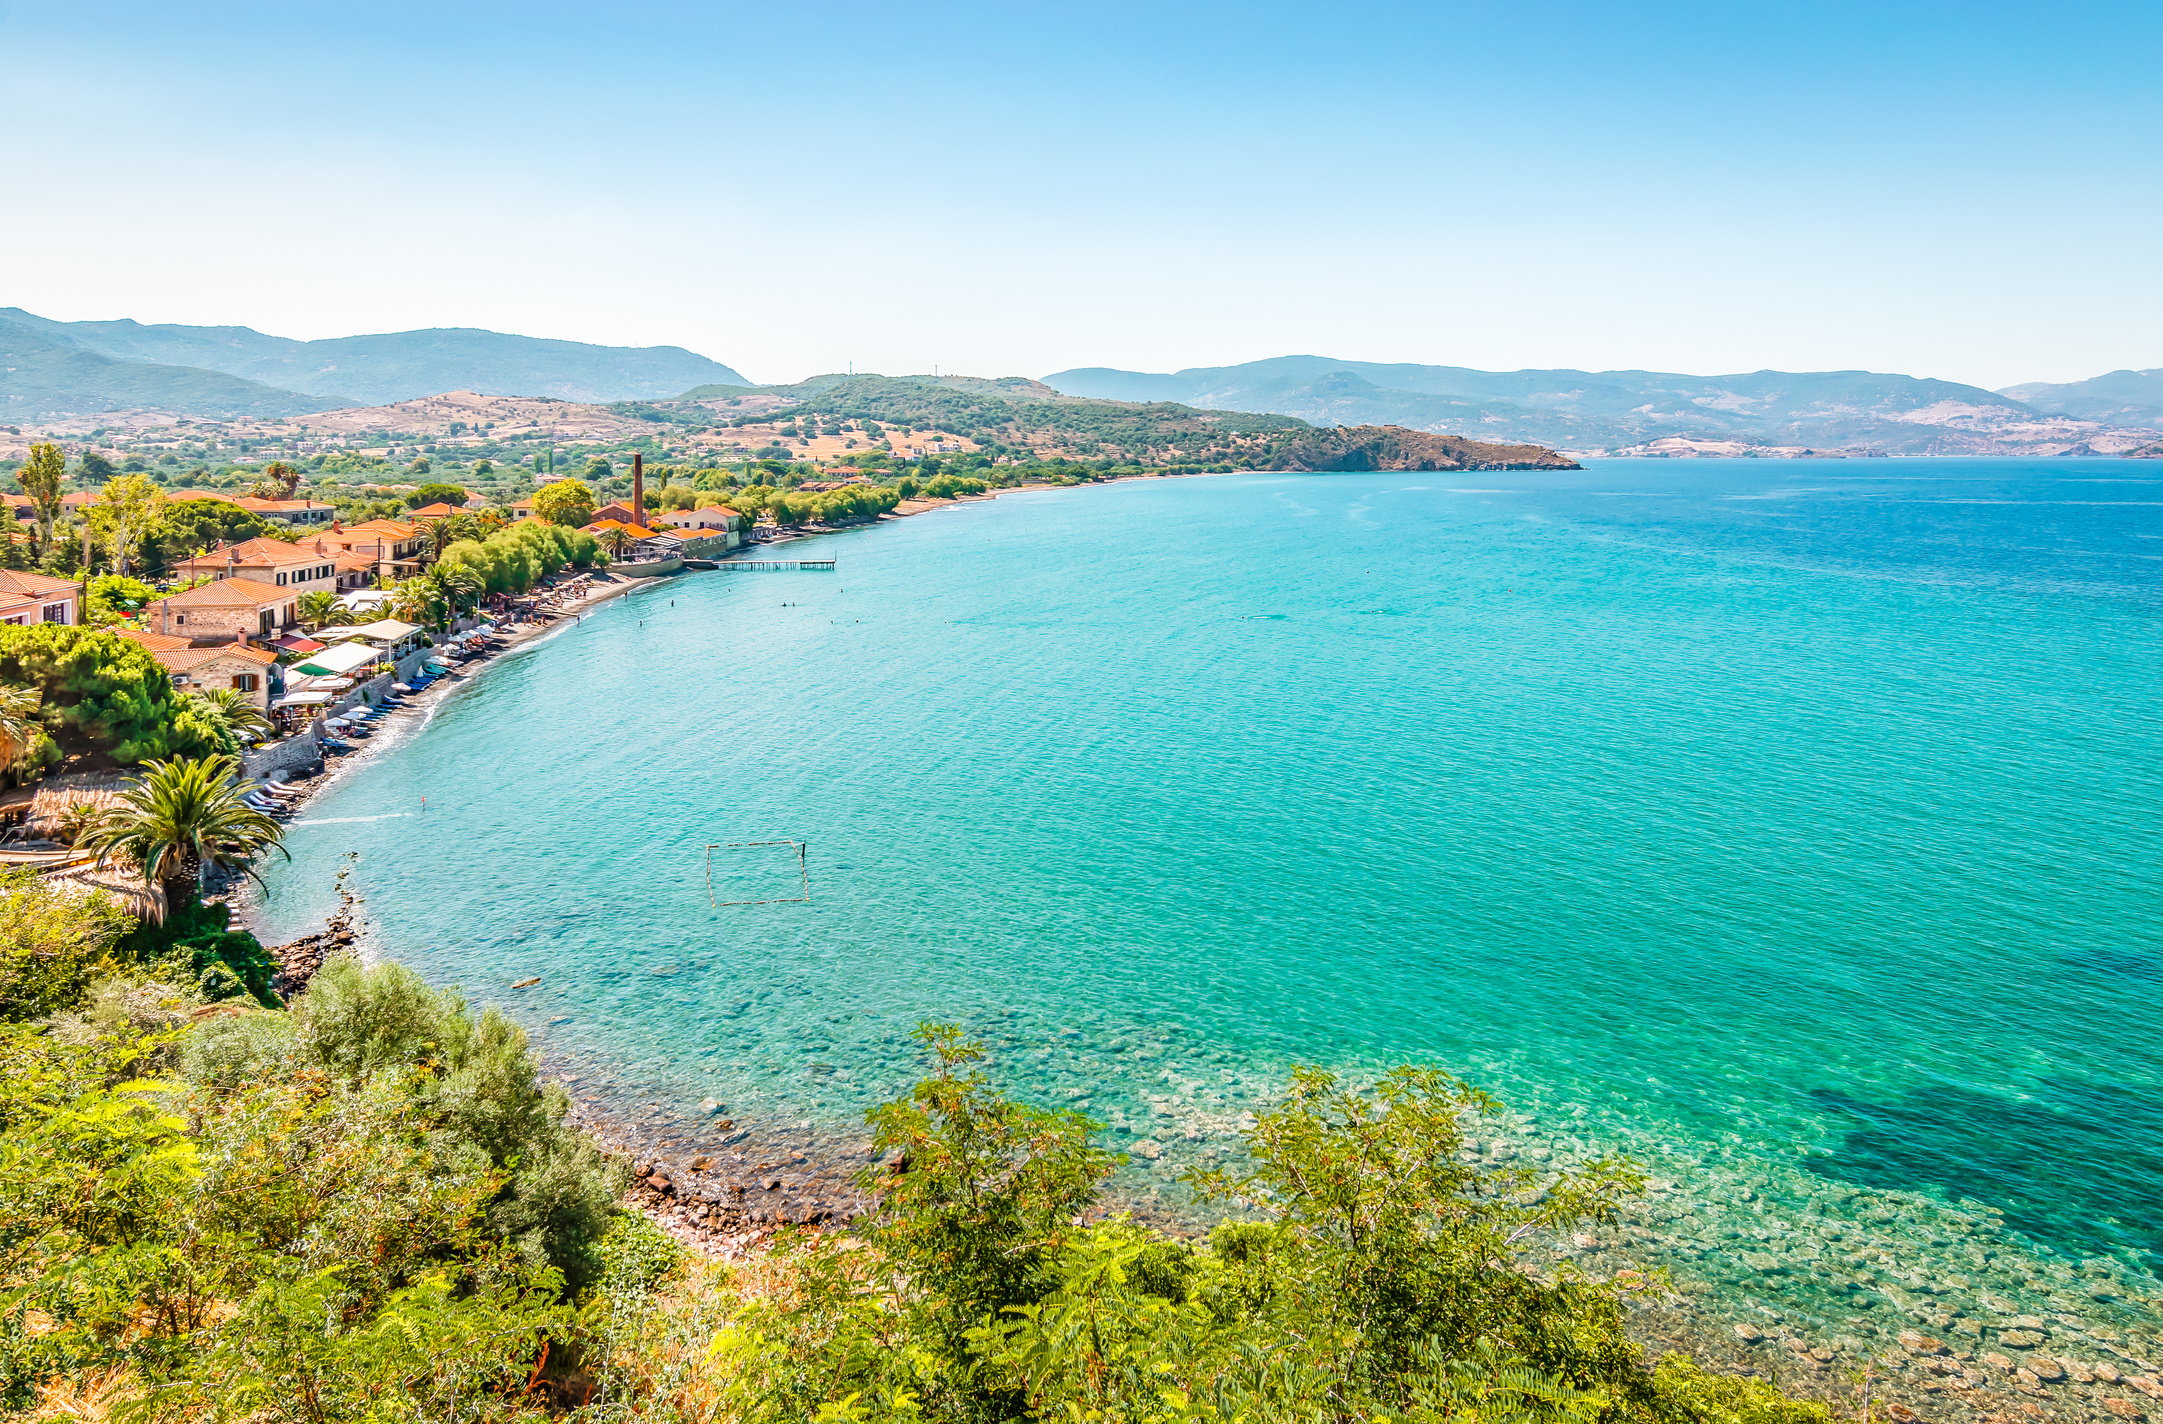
<box><xmin>253</xmin><ymin>460</ymin><xmax>301</xmax><ymax>500</ymax></box>
<box><xmin>0</xmin><ymin>684</ymin><xmax>43</xmax><ymax>768</ymax></box>
<box><xmin>295</xmin><ymin>590</ymin><xmax>338</xmax><ymax>630</ymax></box>
<box><xmin>187</xmin><ymin>689</ymin><xmax>274</xmax><ymax>747</ymax></box>
<box><xmin>80</xmin><ymin>754</ymin><xmax>287</xmax><ymax>917</ymax></box>
<box><xmin>596</xmin><ymin>525</ymin><xmax>636</xmax><ymax>562</ymax></box>
<box><xmin>427</xmin><ymin>512</ymin><xmax>481</xmax><ymax>557</ymax></box>
<box><xmin>422</xmin><ymin>564</ymin><xmax>485</xmax><ymax>621</ymax></box>
<box><xmin>389</xmin><ymin>577</ymin><xmax>445</xmax><ymax>628</ymax></box>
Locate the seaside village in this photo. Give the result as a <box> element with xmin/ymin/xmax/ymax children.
<box><xmin>0</xmin><ymin>458</ymin><xmax>752</xmax><ymax>906</ymax></box>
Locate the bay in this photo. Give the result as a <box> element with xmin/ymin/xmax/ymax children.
<box><xmin>257</xmin><ymin>458</ymin><xmax>2163</xmax><ymax>1341</ymax></box>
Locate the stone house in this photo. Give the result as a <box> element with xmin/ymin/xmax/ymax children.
<box><xmin>142</xmin><ymin>577</ymin><xmax>298</xmax><ymax>645</ymax></box>
<box><xmin>114</xmin><ymin>629</ymin><xmax>279</xmax><ymax>711</ymax></box>
<box><xmin>234</xmin><ymin>495</ymin><xmax>337</xmax><ymax>526</ymax></box>
<box><xmin>172</xmin><ymin>537</ymin><xmax>341</xmax><ymax>598</ymax></box>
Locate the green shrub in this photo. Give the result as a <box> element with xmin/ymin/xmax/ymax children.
<box><xmin>116</xmin><ymin>899</ymin><xmax>277</xmax><ymax>1006</ymax></box>
<box><xmin>596</xmin><ymin>1026</ymin><xmax>1826</xmax><ymax>1424</ymax></box>
<box><xmin>83</xmin><ymin>573</ymin><xmax>158</xmax><ymax>627</ymax></box>
<box><xmin>0</xmin><ymin>868</ymin><xmax>132</xmax><ymax>1021</ymax></box>
<box><xmin>594</xmin><ymin>1210</ymin><xmax>685</xmax><ymax>1300</ymax></box>
<box><xmin>190</xmin><ymin>957</ymin><xmax>623</xmax><ymax>1292</ymax></box>
<box><xmin>0</xmin><ymin>624</ymin><xmax>227</xmax><ymax>764</ymax></box>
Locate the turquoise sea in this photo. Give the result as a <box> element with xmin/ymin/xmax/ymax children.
<box><xmin>258</xmin><ymin>459</ymin><xmax>2163</xmax><ymax>1349</ymax></box>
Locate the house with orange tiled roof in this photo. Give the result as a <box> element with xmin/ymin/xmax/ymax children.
<box><xmin>341</xmin><ymin>518</ymin><xmax>425</xmax><ymax>548</ymax></box>
<box><xmin>112</xmin><ymin>627</ymin><xmax>278</xmax><ymax>711</ymax></box>
<box><xmin>582</xmin><ymin>518</ymin><xmax>685</xmax><ymax>562</ymax></box>
<box><xmin>116</xmin><ymin>629</ymin><xmax>193</xmax><ymax>653</ymax></box>
<box><xmin>0</xmin><ymin>570</ymin><xmax>79</xmax><ymax>627</ymax></box>
<box><xmin>318</xmin><ymin>519</ymin><xmax>428</xmax><ymax>583</ymax></box>
<box><xmin>141</xmin><ymin>578</ymin><xmax>297</xmax><ymax>646</ymax></box>
<box><xmin>163</xmin><ymin>489</ymin><xmax>335</xmax><ymax>525</ymax></box>
<box><xmin>653</xmin><ymin>506</ymin><xmax>744</xmax><ymax>553</ymax></box>
<box><xmin>172</xmin><ymin>537</ymin><xmax>341</xmax><ymax>598</ymax></box>
<box><xmin>328</xmin><ymin>550</ymin><xmax>378</xmax><ymax>592</ymax></box>
<box><xmin>657</xmin><ymin>505</ymin><xmax>743</xmax><ymax>530</ymax></box>
<box><xmin>581</xmin><ymin>518</ymin><xmax>667</xmax><ymax>540</ymax></box>
<box><xmin>233</xmin><ymin>495</ymin><xmax>335</xmax><ymax>526</ymax></box>
<box><xmin>1</xmin><ymin>491</ymin><xmax>101</xmax><ymax>519</ymax></box>
<box><xmin>407</xmin><ymin>501</ymin><xmax>464</xmax><ymax>522</ymax></box>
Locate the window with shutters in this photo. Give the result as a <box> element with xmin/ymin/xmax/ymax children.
<box><xmin>231</xmin><ymin>673</ymin><xmax>259</xmax><ymax>692</ymax></box>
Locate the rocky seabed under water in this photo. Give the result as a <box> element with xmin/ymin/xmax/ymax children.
<box><xmin>527</xmin><ymin>1010</ymin><xmax>2163</xmax><ymax>1424</ymax></box>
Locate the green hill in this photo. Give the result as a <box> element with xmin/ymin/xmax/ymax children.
<box><xmin>669</xmin><ymin>372</ymin><xmax>1577</xmax><ymax>470</ymax></box>
<box><xmin>0</xmin><ymin>308</ymin><xmax>749</xmax><ymax>407</ymax></box>
<box><xmin>0</xmin><ymin>314</ymin><xmax>345</xmax><ymax>420</ymax></box>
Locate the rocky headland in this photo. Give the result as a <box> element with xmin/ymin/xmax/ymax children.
<box><xmin>1264</xmin><ymin>424</ymin><xmax>1581</xmax><ymax>471</ymax></box>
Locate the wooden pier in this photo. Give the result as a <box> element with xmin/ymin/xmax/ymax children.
<box><xmin>703</xmin><ymin>558</ymin><xmax>836</xmax><ymax>572</ymax></box>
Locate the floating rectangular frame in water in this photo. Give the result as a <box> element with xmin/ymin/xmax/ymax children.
<box><xmin>705</xmin><ymin>839</ymin><xmax>811</xmax><ymax>907</ymax></box>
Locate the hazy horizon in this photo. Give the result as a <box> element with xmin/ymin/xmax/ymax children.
<box><xmin>5</xmin><ymin>0</ymin><xmax>2159</xmax><ymax>389</ymax></box>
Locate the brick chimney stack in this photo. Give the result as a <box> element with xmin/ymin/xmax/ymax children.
<box><xmin>631</xmin><ymin>453</ymin><xmax>644</xmax><ymax>528</ymax></box>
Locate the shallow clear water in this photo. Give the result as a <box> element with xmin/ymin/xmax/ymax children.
<box><xmin>259</xmin><ymin>459</ymin><xmax>2163</xmax><ymax>1341</ymax></box>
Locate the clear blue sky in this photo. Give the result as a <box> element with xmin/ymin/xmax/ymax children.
<box><xmin>3</xmin><ymin>0</ymin><xmax>2158</xmax><ymax>387</ymax></box>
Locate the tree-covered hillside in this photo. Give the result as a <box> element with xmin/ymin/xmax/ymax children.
<box><xmin>668</xmin><ymin>373</ymin><xmax>1576</xmax><ymax>470</ymax></box>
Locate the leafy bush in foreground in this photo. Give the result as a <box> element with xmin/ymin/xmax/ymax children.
<box><xmin>583</xmin><ymin>1026</ymin><xmax>1823</xmax><ymax>1424</ymax></box>
<box><xmin>0</xmin><ymin>868</ymin><xmax>133</xmax><ymax>1021</ymax></box>
<box><xmin>0</xmin><ymin>931</ymin><xmax>1818</xmax><ymax>1424</ymax></box>
<box><xmin>187</xmin><ymin>957</ymin><xmax>624</xmax><ymax>1293</ymax></box>
<box><xmin>0</xmin><ymin>958</ymin><xmax>621</xmax><ymax>1419</ymax></box>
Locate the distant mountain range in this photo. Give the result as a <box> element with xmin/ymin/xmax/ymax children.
<box><xmin>0</xmin><ymin>307</ymin><xmax>747</xmax><ymax>418</ymax></box>
<box><xmin>1999</xmin><ymin>369</ymin><xmax>2163</xmax><ymax>428</ymax></box>
<box><xmin>0</xmin><ymin>317</ymin><xmax>336</xmax><ymax>422</ymax></box>
<box><xmin>1044</xmin><ymin>357</ymin><xmax>2163</xmax><ymax>457</ymax></box>
<box><xmin>4</xmin><ymin>304</ymin><xmax>2158</xmax><ymax>457</ymax></box>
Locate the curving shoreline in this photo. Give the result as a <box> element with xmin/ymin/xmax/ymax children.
<box><xmin>239</xmin><ymin>482</ymin><xmax>2163</xmax><ymax>1424</ymax></box>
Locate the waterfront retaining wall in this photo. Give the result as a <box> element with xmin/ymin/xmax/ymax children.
<box><xmin>328</xmin><ymin>672</ymin><xmax>394</xmax><ymax>718</ymax></box>
<box><xmin>242</xmin><ymin>732</ymin><xmax>322</xmax><ymax>783</ymax></box>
